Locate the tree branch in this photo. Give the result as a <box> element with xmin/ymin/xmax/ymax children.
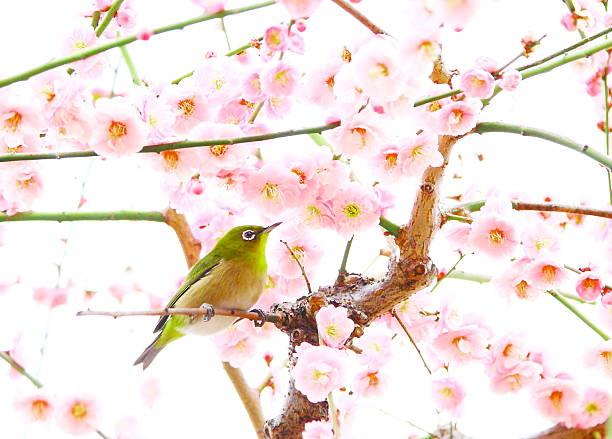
<box><xmin>0</xmin><ymin>122</ymin><xmax>340</xmax><ymax>163</ymax></box>
<box><xmin>328</xmin><ymin>0</ymin><xmax>388</xmax><ymax>35</ymax></box>
<box><xmin>473</xmin><ymin>122</ymin><xmax>612</xmax><ymax>170</ymax></box>
<box><xmin>451</xmin><ymin>200</ymin><xmax>612</xmax><ymax>220</ymax></box>
<box><xmin>0</xmin><ymin>1</ymin><xmax>276</xmax><ymax>89</ymax></box>
<box><xmin>95</xmin><ymin>0</ymin><xmax>125</xmax><ymax>37</ymax></box>
<box><xmin>0</xmin><ymin>210</ymin><xmax>165</xmax><ymax>223</ymax></box>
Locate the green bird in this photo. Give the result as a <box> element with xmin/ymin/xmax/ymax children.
<box><xmin>134</xmin><ymin>223</ymin><xmax>281</xmax><ymax>370</ymax></box>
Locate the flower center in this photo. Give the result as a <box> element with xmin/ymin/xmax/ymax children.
<box><xmin>351</xmin><ymin>127</ymin><xmax>368</xmax><ymax>146</ymax></box>
<box><xmin>71</xmin><ymin>402</ymin><xmax>88</xmax><ymax>419</ymax></box>
<box><xmin>325</xmin><ymin>75</ymin><xmax>335</xmax><ymax>89</ymax></box>
<box><xmin>440</xmin><ymin>387</ymin><xmax>454</xmax><ymax>398</ymax></box>
<box><xmin>4</xmin><ymin>111</ymin><xmax>22</xmax><ymax>132</ymax></box>
<box><xmin>74</xmin><ymin>41</ymin><xmax>88</xmax><ymax>50</ymax></box>
<box><xmin>542</xmin><ymin>265</ymin><xmax>557</xmax><ymax>283</ymax></box>
<box><xmin>549</xmin><ymin>391</ymin><xmax>563</xmax><ymax>409</ymax></box>
<box><xmin>31</xmin><ymin>399</ymin><xmax>49</xmax><ymax>420</ymax></box>
<box><xmin>178</xmin><ymin>98</ymin><xmax>196</xmax><ymax>116</ymax></box>
<box><xmin>213</xmin><ymin>78</ymin><xmax>225</xmax><ymax>90</ymax></box>
<box><xmin>515</xmin><ymin>280</ymin><xmax>529</xmax><ymax>298</ymax></box>
<box><xmin>161</xmin><ymin>150</ymin><xmax>179</xmax><ymax>169</ymax></box>
<box><xmin>209</xmin><ymin>144</ymin><xmax>228</xmax><ymax>157</ymax></box>
<box><xmin>262</xmin><ymin>183</ymin><xmax>280</xmax><ymax>199</ymax></box>
<box><xmin>108</xmin><ymin>121</ymin><xmax>127</xmax><ymax>138</ymax></box>
<box><xmin>385</xmin><ymin>153</ymin><xmax>398</xmax><ymax>169</ymax></box>
<box><xmin>341</xmin><ymin>47</ymin><xmax>352</xmax><ymax>62</ymax></box>
<box><xmin>411</xmin><ymin>145</ymin><xmax>424</xmax><ymax>158</ymax></box>
<box><xmin>306</xmin><ymin>205</ymin><xmax>321</xmax><ymax>220</ymax></box>
<box><xmin>449</xmin><ymin>109</ymin><xmax>464</xmax><ymax>125</ymax></box>
<box><xmin>488</xmin><ymin>228</ymin><xmax>505</xmax><ymax>245</ymax></box>
<box><xmin>325</xmin><ymin>325</ymin><xmax>338</xmax><ymax>337</ymax></box>
<box><xmin>471</xmin><ymin>76</ymin><xmax>485</xmax><ymax>88</ymax></box>
<box><xmin>312</xmin><ymin>368</ymin><xmax>329</xmax><ymax>383</ymax></box>
<box><xmin>367</xmin><ymin>372</ymin><xmax>379</xmax><ymax>387</ymax></box>
<box><xmin>369</xmin><ymin>62</ymin><xmax>389</xmax><ymax>78</ymax></box>
<box><xmin>585</xmin><ymin>402</ymin><xmax>600</xmax><ymax>414</ymax></box>
<box><xmin>343</xmin><ymin>203</ymin><xmax>361</xmax><ymax>218</ymax></box>
<box><xmin>274</xmin><ymin>71</ymin><xmax>289</xmax><ymax>85</ymax></box>
<box><xmin>291</xmin><ymin>168</ymin><xmax>307</xmax><ymax>184</ymax></box>
<box><xmin>291</xmin><ymin>246</ymin><xmax>305</xmax><ymax>261</ymax></box>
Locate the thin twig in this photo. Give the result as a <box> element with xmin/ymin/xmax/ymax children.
<box><xmin>0</xmin><ymin>351</ymin><xmax>43</xmax><ymax>388</ymax></box>
<box><xmin>495</xmin><ymin>34</ymin><xmax>546</xmax><ymax>74</ymax></box>
<box><xmin>281</xmin><ymin>240</ymin><xmax>313</xmax><ymax>295</ymax></box>
<box><xmin>337</xmin><ymin>236</ymin><xmax>354</xmax><ymax>279</ymax></box>
<box><xmin>95</xmin><ymin>0</ymin><xmax>125</xmax><ymax>37</ymax></box>
<box><xmin>328</xmin><ymin>0</ymin><xmax>388</xmax><ymax>35</ymax></box>
<box><xmin>430</xmin><ymin>253</ymin><xmax>465</xmax><ymax>293</ymax></box>
<box><xmin>77</xmin><ymin>306</ymin><xmax>281</xmax><ymax>324</ymax></box>
<box><xmin>391</xmin><ymin>309</ymin><xmax>432</xmax><ymax>375</ymax></box>
<box><xmin>452</xmin><ymin>199</ymin><xmax>612</xmax><ymax>220</ymax></box>
<box><xmin>548</xmin><ymin>291</ymin><xmax>610</xmax><ymax>340</ymax></box>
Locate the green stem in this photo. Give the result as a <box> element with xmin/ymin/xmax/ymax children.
<box><xmin>605</xmin><ymin>70</ymin><xmax>612</xmax><ymax>204</ymax></box>
<box><xmin>0</xmin><ymin>1</ymin><xmax>276</xmax><ymax>89</ymax></box>
<box><xmin>549</xmin><ymin>291</ymin><xmax>609</xmax><ymax>340</ymax></box>
<box><xmin>91</xmin><ymin>11</ymin><xmax>101</xmax><ymax>29</ymax></box>
<box><xmin>0</xmin><ymin>122</ymin><xmax>340</xmax><ymax>163</ymax></box>
<box><xmin>431</xmin><ymin>253</ymin><xmax>465</xmax><ymax>292</ymax></box>
<box><xmin>445</xmin><ymin>213</ymin><xmax>472</xmax><ymax>223</ymax></box>
<box><xmin>0</xmin><ymin>211</ymin><xmax>166</xmax><ymax>223</ymax></box>
<box><xmin>413</xmin><ymin>90</ymin><xmax>461</xmax><ymax>108</ymax></box>
<box><xmin>517</xmin><ymin>27</ymin><xmax>612</xmax><ymax>72</ymax></box>
<box><xmin>220</xmin><ymin>17</ymin><xmax>232</xmax><ymax>51</ymax></box>
<box><xmin>119</xmin><ymin>43</ymin><xmax>141</xmax><ymax>85</ymax></box>
<box><xmin>338</xmin><ymin>236</ymin><xmax>354</xmax><ymax>275</ymax></box>
<box><xmin>308</xmin><ymin>133</ymin><xmax>330</xmax><ymax>146</ymax></box>
<box><xmin>474</xmin><ymin>122</ymin><xmax>612</xmax><ymax>170</ymax></box>
<box><xmin>446</xmin><ymin>270</ymin><xmax>491</xmax><ymax>283</ymax></box>
<box><xmin>379</xmin><ymin>216</ymin><xmax>400</xmax><ymax>236</ymax></box>
<box><xmin>95</xmin><ymin>0</ymin><xmax>125</xmax><ymax>37</ymax></box>
<box><xmin>0</xmin><ymin>351</ymin><xmax>43</xmax><ymax>388</ymax></box>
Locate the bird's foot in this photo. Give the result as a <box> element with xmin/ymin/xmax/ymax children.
<box><xmin>249</xmin><ymin>308</ymin><xmax>266</xmax><ymax>327</ymax></box>
<box><xmin>191</xmin><ymin>303</ymin><xmax>215</xmax><ymax>323</ymax></box>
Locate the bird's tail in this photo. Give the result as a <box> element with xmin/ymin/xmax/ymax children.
<box><xmin>134</xmin><ymin>333</ymin><xmax>164</xmax><ymax>370</ymax></box>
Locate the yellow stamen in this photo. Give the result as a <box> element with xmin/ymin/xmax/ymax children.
<box><xmin>343</xmin><ymin>203</ymin><xmax>361</xmax><ymax>218</ymax></box>
<box><xmin>108</xmin><ymin>121</ymin><xmax>127</xmax><ymax>138</ymax></box>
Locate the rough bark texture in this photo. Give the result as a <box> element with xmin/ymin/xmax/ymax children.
<box><xmin>264</xmin><ymin>136</ymin><xmax>458</xmax><ymax>438</ymax></box>
<box><xmin>525</xmin><ymin>424</ymin><xmax>605</xmax><ymax>439</ymax></box>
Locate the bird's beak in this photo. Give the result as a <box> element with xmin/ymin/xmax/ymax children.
<box><xmin>260</xmin><ymin>222</ymin><xmax>282</xmax><ymax>235</ymax></box>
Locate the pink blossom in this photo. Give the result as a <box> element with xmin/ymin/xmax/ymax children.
<box><xmin>212</xmin><ymin>320</ymin><xmax>258</xmax><ymax>367</ymax></box>
<box><xmin>33</xmin><ymin>287</ymin><xmax>68</xmax><ymax>308</ymax></box>
<box><xmin>458</xmin><ymin>68</ymin><xmax>495</xmax><ymax>99</ymax></box>
<box><xmin>193</xmin><ymin>56</ymin><xmax>245</xmax><ymax>105</ymax></box>
<box><xmin>353</xmin><ymin>328</ymin><xmax>393</xmax><ymax>369</ymax></box>
<box><xmin>331</xmin><ymin>182</ymin><xmax>382</xmax><ymax>237</ymax></box>
<box><xmin>241</xmin><ymin>163</ymin><xmax>303</xmax><ymax>215</ymax></box>
<box><xmin>277</xmin><ymin>0</ymin><xmax>322</xmax><ymax>18</ymax></box>
<box><xmin>436</xmin><ymin>99</ymin><xmax>481</xmax><ymax>135</ymax></box>
<box><xmin>400</xmin><ymin>28</ymin><xmax>441</xmax><ymax>77</ymax></box>
<box><xmin>292</xmin><ymin>342</ymin><xmax>347</xmax><ymax>403</ymax></box>
<box><xmin>570</xmin><ymin>388</ymin><xmax>612</xmax><ymax>428</ymax></box>
<box><xmin>354</xmin><ymin>368</ymin><xmax>389</xmax><ymax>397</ymax></box>
<box><xmin>264</xmin><ymin>96</ymin><xmax>293</xmax><ymax>119</ymax></box>
<box><xmin>330</xmin><ymin>109</ymin><xmax>387</xmax><ymax>156</ymax></box>
<box><xmin>431</xmin><ymin>325</ymin><xmax>490</xmax><ymax>365</ymax></box>
<box><xmin>352</xmin><ymin>38</ymin><xmax>407</xmax><ymax>103</ymax></box>
<box><xmin>55</xmin><ymin>394</ymin><xmax>101</xmax><ymax>435</ymax></box>
<box><xmin>492</xmin><ymin>259</ymin><xmax>541</xmax><ymax>301</ymax></box>
<box><xmin>372</xmin><ymin>144</ymin><xmax>403</xmax><ymax>181</ymax></box>
<box><xmin>300</xmin><ymin>198</ymin><xmax>336</xmax><ymax>229</ymax></box>
<box><xmin>468</xmin><ymin>213</ymin><xmax>519</xmax><ymax>258</ymax></box>
<box><xmin>489</xmin><ymin>361</ymin><xmax>543</xmax><ymax>393</ymax></box>
<box><xmin>526</xmin><ymin>259</ymin><xmax>568</xmax><ymax>289</ymax></box>
<box><xmin>475</xmin><ymin>57</ymin><xmax>498</xmax><ymax>73</ymax></box>
<box><xmin>261</xmin><ymin>62</ymin><xmax>300</xmax><ymax>97</ymax></box>
<box><xmin>575</xmin><ymin>271</ymin><xmax>604</xmax><ymax>301</ymax></box>
<box><xmin>302</xmin><ymin>420</ymin><xmax>334</xmax><ymax>439</ymax></box>
<box><xmin>269</xmin><ymin>225</ymin><xmax>323</xmax><ymax>280</ymax></box>
<box><xmin>500</xmin><ymin>69</ymin><xmax>522</xmax><ymax>91</ymax></box>
<box><xmin>532</xmin><ymin>377</ymin><xmax>580</xmax><ymax>422</ymax></box>
<box><xmin>264</xmin><ymin>26</ymin><xmax>290</xmax><ymax>52</ymax></box>
<box><xmin>522</xmin><ymin>221</ymin><xmax>560</xmax><ymax>259</ymax></box>
<box><xmin>191</xmin><ymin>0</ymin><xmax>227</xmax><ymax>13</ymax></box>
<box><xmin>90</xmin><ymin>97</ymin><xmax>147</xmax><ymax>158</ymax></box>
<box><xmin>584</xmin><ymin>340</ymin><xmax>612</xmax><ymax>377</ymax></box>
<box><xmin>160</xmin><ymin>84</ymin><xmax>209</xmax><ymax>134</ymax></box>
<box><xmin>316</xmin><ymin>305</ymin><xmax>355</xmax><ymax>348</ymax></box>
<box><xmin>0</xmin><ymin>91</ymin><xmax>45</xmax><ymax>149</ymax></box>
<box><xmin>431</xmin><ymin>377</ymin><xmax>465</xmax><ymax>416</ymax></box>
<box><xmin>427</xmin><ymin>0</ymin><xmax>480</xmax><ymax>31</ymax></box>
<box><xmin>14</xmin><ymin>390</ymin><xmax>54</xmax><ymax>423</ymax></box>
<box><xmin>302</xmin><ymin>59</ymin><xmax>343</xmax><ymax>107</ymax></box>
<box><xmin>190</xmin><ymin>122</ymin><xmax>250</xmax><ymax>176</ymax></box>
<box><xmin>62</xmin><ymin>26</ymin><xmax>108</xmax><ymax>78</ymax></box>
<box><xmin>132</xmin><ymin>87</ymin><xmax>176</xmax><ymax>143</ymax></box>
<box><xmin>440</xmin><ymin>221</ymin><xmax>472</xmax><ymax>252</ymax></box>
<box><xmin>398</xmin><ymin>131</ymin><xmax>444</xmax><ymax>177</ymax></box>
<box><xmin>0</xmin><ymin>163</ymin><xmax>44</xmax><ymax>214</ymax></box>
<box><xmin>190</xmin><ymin>206</ymin><xmax>235</xmax><ymax>249</ymax></box>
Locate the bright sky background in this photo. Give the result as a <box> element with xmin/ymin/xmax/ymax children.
<box><xmin>0</xmin><ymin>1</ymin><xmax>611</xmax><ymax>439</ymax></box>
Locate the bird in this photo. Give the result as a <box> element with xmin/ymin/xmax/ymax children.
<box><xmin>134</xmin><ymin>222</ymin><xmax>281</xmax><ymax>370</ymax></box>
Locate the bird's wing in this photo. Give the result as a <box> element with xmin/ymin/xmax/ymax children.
<box><xmin>153</xmin><ymin>252</ymin><xmax>222</xmax><ymax>333</ymax></box>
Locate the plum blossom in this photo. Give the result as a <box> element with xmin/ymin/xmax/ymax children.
<box><xmin>353</xmin><ymin>328</ymin><xmax>393</xmax><ymax>369</ymax></box>
<box><xmin>160</xmin><ymin>84</ymin><xmax>209</xmax><ymax>134</ymax></box>
<box><xmin>331</xmin><ymin>182</ymin><xmax>382</xmax><ymax>237</ymax></box>
<box><xmin>261</xmin><ymin>62</ymin><xmax>300</xmax><ymax>97</ymax></box>
<box><xmin>55</xmin><ymin>394</ymin><xmax>101</xmax><ymax>436</ymax></box>
<box><xmin>315</xmin><ymin>305</ymin><xmax>355</xmax><ymax>348</ymax></box>
<box><xmin>190</xmin><ymin>122</ymin><xmax>250</xmax><ymax>176</ymax></box>
<box><xmin>575</xmin><ymin>270</ymin><xmax>604</xmax><ymax>301</ymax></box>
<box><xmin>33</xmin><ymin>286</ymin><xmax>68</xmax><ymax>308</ymax></box>
<box><xmin>212</xmin><ymin>320</ymin><xmax>258</xmax><ymax>367</ymax></box>
<box><xmin>436</xmin><ymin>99</ymin><xmax>481</xmax><ymax>135</ymax></box>
<box><xmin>330</xmin><ymin>109</ymin><xmax>386</xmax><ymax>156</ymax></box>
<box><xmin>469</xmin><ymin>213</ymin><xmax>519</xmax><ymax>258</ymax></box>
<box><xmin>431</xmin><ymin>377</ymin><xmax>465</xmax><ymax>416</ymax></box>
<box><xmin>90</xmin><ymin>97</ymin><xmax>147</xmax><ymax>158</ymax></box>
<box><xmin>522</xmin><ymin>221</ymin><xmax>560</xmax><ymax>259</ymax></box>
<box><xmin>569</xmin><ymin>388</ymin><xmax>612</xmax><ymax>428</ymax></box>
<box><xmin>62</xmin><ymin>26</ymin><xmax>109</xmax><ymax>78</ymax></box>
<box><xmin>398</xmin><ymin>131</ymin><xmax>444</xmax><ymax>177</ymax></box>
<box><xmin>351</xmin><ymin>38</ymin><xmax>407</xmax><ymax>103</ymax></box>
<box><xmin>426</xmin><ymin>0</ymin><xmax>480</xmax><ymax>31</ymax></box>
<box><xmin>584</xmin><ymin>340</ymin><xmax>612</xmax><ymax>376</ymax></box>
<box><xmin>532</xmin><ymin>377</ymin><xmax>580</xmax><ymax>422</ymax></box>
<box><xmin>526</xmin><ymin>259</ymin><xmax>568</xmax><ymax>289</ymax></box>
<box><xmin>302</xmin><ymin>59</ymin><xmax>343</xmax><ymax>107</ymax></box>
<box><xmin>269</xmin><ymin>225</ymin><xmax>323</xmax><ymax>280</ymax></box>
<box><xmin>458</xmin><ymin>68</ymin><xmax>495</xmax><ymax>99</ymax></box>
<box><xmin>0</xmin><ymin>92</ymin><xmax>44</xmax><ymax>149</ymax></box>
<box><xmin>14</xmin><ymin>390</ymin><xmax>54</xmax><ymax>423</ymax></box>
<box><xmin>0</xmin><ymin>163</ymin><xmax>44</xmax><ymax>214</ymax></box>
<box><xmin>242</xmin><ymin>163</ymin><xmax>303</xmax><ymax>215</ymax></box>
<box><xmin>431</xmin><ymin>324</ymin><xmax>490</xmax><ymax>365</ymax></box>
<box><xmin>489</xmin><ymin>361</ymin><xmax>543</xmax><ymax>394</ymax></box>
<box><xmin>191</xmin><ymin>0</ymin><xmax>227</xmax><ymax>13</ymax></box>
<box><xmin>292</xmin><ymin>343</ymin><xmax>347</xmax><ymax>403</ymax></box>
<box><xmin>193</xmin><ymin>56</ymin><xmax>245</xmax><ymax>104</ymax></box>
<box><xmin>500</xmin><ymin>69</ymin><xmax>522</xmax><ymax>91</ymax></box>
<box><xmin>354</xmin><ymin>369</ymin><xmax>389</xmax><ymax>397</ymax></box>
<box><xmin>493</xmin><ymin>259</ymin><xmax>541</xmax><ymax>301</ymax></box>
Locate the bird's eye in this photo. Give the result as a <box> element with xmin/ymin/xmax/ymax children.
<box><xmin>242</xmin><ymin>230</ymin><xmax>256</xmax><ymax>241</ymax></box>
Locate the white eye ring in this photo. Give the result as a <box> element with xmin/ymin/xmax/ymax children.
<box><xmin>242</xmin><ymin>230</ymin><xmax>256</xmax><ymax>241</ymax></box>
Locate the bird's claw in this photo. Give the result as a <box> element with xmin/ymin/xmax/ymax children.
<box><xmin>249</xmin><ymin>308</ymin><xmax>266</xmax><ymax>327</ymax></box>
<box><xmin>191</xmin><ymin>303</ymin><xmax>215</xmax><ymax>323</ymax></box>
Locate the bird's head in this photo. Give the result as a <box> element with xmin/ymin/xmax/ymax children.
<box><xmin>213</xmin><ymin>223</ymin><xmax>282</xmax><ymax>260</ymax></box>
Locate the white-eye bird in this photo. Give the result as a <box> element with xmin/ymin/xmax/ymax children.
<box><xmin>134</xmin><ymin>223</ymin><xmax>281</xmax><ymax>369</ymax></box>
